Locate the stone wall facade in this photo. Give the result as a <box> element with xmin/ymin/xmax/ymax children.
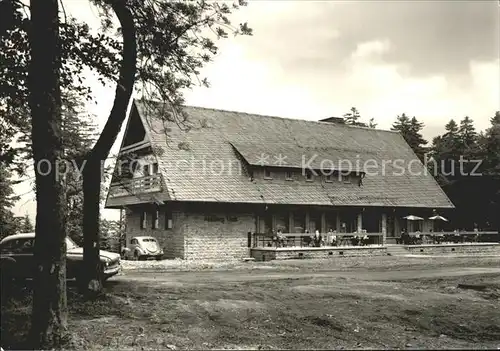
<box><xmin>183</xmin><ymin>212</ymin><xmax>254</xmax><ymax>261</ymax></box>
<box><xmin>251</xmin><ymin>246</ymin><xmax>388</xmax><ymax>261</ymax></box>
<box><xmin>125</xmin><ymin>209</ymin><xmax>185</xmax><ymax>259</ymax></box>
<box><xmin>405</xmin><ymin>243</ymin><xmax>500</xmax><ymax>255</ymax></box>
<box><xmin>125</xmin><ymin>204</ymin><xmax>254</xmax><ymax>260</ymax></box>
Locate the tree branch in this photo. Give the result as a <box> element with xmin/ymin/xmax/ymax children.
<box><xmin>89</xmin><ymin>0</ymin><xmax>137</xmax><ymax>161</ymax></box>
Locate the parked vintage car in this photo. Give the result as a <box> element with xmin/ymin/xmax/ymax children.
<box><xmin>121</xmin><ymin>236</ymin><xmax>163</xmax><ymax>260</ymax></box>
<box><xmin>0</xmin><ymin>233</ymin><xmax>121</xmax><ymax>283</ymax></box>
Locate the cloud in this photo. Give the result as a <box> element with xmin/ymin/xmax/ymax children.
<box><xmin>351</xmin><ymin>39</ymin><xmax>392</xmax><ymax>60</ymax></box>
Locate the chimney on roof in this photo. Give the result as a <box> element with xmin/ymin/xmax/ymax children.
<box><xmin>320</xmin><ymin>116</ymin><xmax>345</xmax><ymax>124</ymax></box>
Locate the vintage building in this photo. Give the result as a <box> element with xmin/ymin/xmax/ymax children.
<box><xmin>105</xmin><ymin>100</ymin><xmax>454</xmax><ymax>260</ymax></box>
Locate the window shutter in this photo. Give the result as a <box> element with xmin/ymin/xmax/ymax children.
<box><xmin>152</xmin><ymin>210</ymin><xmax>159</xmax><ymax>229</ymax></box>
<box><xmin>165</xmin><ymin>210</ymin><xmax>173</xmax><ymax>229</ymax></box>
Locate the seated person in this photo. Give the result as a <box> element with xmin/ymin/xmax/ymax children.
<box><xmin>276</xmin><ymin>229</ymin><xmax>286</xmax><ymax>247</ymax></box>
<box><xmin>303</xmin><ymin>230</ymin><xmax>312</xmax><ymax>247</ymax></box>
<box><xmin>331</xmin><ymin>232</ymin><xmax>338</xmax><ymax>246</ymax></box>
<box><xmin>351</xmin><ymin>235</ymin><xmax>360</xmax><ymax>246</ymax></box>
<box><xmin>313</xmin><ymin>230</ymin><xmax>322</xmax><ymax>247</ymax></box>
<box><xmin>362</xmin><ymin>234</ymin><xmax>369</xmax><ymax>246</ymax></box>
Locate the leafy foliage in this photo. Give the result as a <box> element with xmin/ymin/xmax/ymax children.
<box><xmin>1</xmin><ymin>0</ymin><xmax>251</xmax><ymax>243</ymax></box>
<box><xmin>99</xmin><ymin>218</ymin><xmax>123</xmax><ymax>253</ymax></box>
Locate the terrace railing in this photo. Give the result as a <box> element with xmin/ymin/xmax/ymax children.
<box><xmin>401</xmin><ymin>231</ymin><xmax>499</xmax><ymax>245</ymax></box>
<box><xmin>108</xmin><ymin>174</ymin><xmax>162</xmax><ymax>198</ymax></box>
<box><xmin>252</xmin><ymin>232</ymin><xmax>384</xmax><ymax>248</ymax></box>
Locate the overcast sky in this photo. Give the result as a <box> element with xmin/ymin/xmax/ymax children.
<box><xmin>13</xmin><ymin>0</ymin><xmax>500</xmax><ymax>221</ymax></box>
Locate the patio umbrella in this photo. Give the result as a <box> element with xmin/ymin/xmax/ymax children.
<box><xmin>403</xmin><ymin>215</ymin><xmax>424</xmax><ymax>221</ymax></box>
<box><xmin>429</xmin><ymin>215</ymin><xmax>448</xmax><ymax>221</ymax></box>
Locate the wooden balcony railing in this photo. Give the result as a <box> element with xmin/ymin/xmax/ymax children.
<box><xmin>108</xmin><ymin>174</ymin><xmax>162</xmax><ymax>198</ymax></box>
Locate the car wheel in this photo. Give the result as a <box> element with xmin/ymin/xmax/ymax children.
<box><xmin>155</xmin><ymin>256</ymin><xmax>162</xmax><ymax>261</ymax></box>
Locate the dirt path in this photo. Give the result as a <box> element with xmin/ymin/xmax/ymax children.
<box><xmin>115</xmin><ymin>266</ymin><xmax>500</xmax><ymax>285</ymax></box>
<box><xmin>4</xmin><ymin>259</ymin><xmax>499</xmax><ymax>350</ymax></box>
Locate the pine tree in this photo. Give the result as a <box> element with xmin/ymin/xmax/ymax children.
<box><xmin>483</xmin><ymin>111</ymin><xmax>500</xmax><ymax>173</ymax></box>
<box><xmin>459</xmin><ymin>116</ymin><xmax>477</xmax><ymax>148</ymax></box>
<box><xmin>436</xmin><ymin>113</ymin><xmax>500</xmax><ymax>232</ymax></box>
<box><xmin>457</xmin><ymin>116</ymin><xmax>480</xmax><ymax>174</ymax></box>
<box><xmin>391</xmin><ymin>114</ymin><xmax>427</xmax><ymax>161</ymax></box>
<box><xmin>430</xmin><ymin>119</ymin><xmax>462</xmax><ymax>180</ymax></box>
<box><xmin>343</xmin><ymin>107</ymin><xmax>365</xmax><ymax>126</ymax></box>
<box><xmin>368</xmin><ymin>117</ymin><xmax>377</xmax><ymax>129</ymax></box>
<box><xmin>14</xmin><ymin>92</ymin><xmax>98</xmax><ymax>246</ymax></box>
<box><xmin>21</xmin><ymin>213</ymin><xmax>34</xmax><ymax>232</ymax></box>
<box><xmin>442</xmin><ymin>119</ymin><xmax>461</xmax><ymax>159</ymax></box>
<box><xmin>482</xmin><ymin>111</ymin><xmax>500</xmax><ymax>232</ymax></box>
<box><xmin>392</xmin><ymin>113</ymin><xmax>412</xmax><ymax>133</ymax></box>
<box><xmin>342</xmin><ymin>107</ymin><xmax>377</xmax><ymax>127</ymax></box>
<box><xmin>61</xmin><ymin>94</ymin><xmax>98</xmax><ymax>246</ymax></box>
<box><xmin>0</xmin><ymin>164</ymin><xmax>20</xmax><ymax>239</ymax></box>
<box><xmin>409</xmin><ymin>117</ymin><xmax>428</xmax><ymax>160</ymax></box>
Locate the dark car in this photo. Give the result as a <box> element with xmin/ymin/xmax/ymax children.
<box><xmin>0</xmin><ymin>233</ymin><xmax>121</xmax><ymax>283</ymax></box>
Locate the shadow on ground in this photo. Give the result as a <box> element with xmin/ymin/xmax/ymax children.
<box><xmin>2</xmin><ymin>259</ymin><xmax>500</xmax><ymax>350</ymax></box>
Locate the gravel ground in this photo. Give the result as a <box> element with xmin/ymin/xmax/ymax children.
<box><xmin>2</xmin><ymin>256</ymin><xmax>499</xmax><ymax>350</ymax></box>
<box><xmin>120</xmin><ymin>255</ymin><xmax>500</xmax><ymax>272</ymax></box>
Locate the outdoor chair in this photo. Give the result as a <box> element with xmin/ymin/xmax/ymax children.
<box><xmin>303</xmin><ymin>236</ymin><xmax>312</xmax><ymax>247</ymax></box>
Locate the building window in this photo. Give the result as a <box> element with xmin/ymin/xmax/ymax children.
<box><xmin>305</xmin><ymin>169</ymin><xmax>313</xmax><ymax>181</ymax></box>
<box><xmin>325</xmin><ymin>174</ymin><xmax>333</xmax><ymax>183</ymax></box>
<box><xmin>140</xmin><ymin>212</ymin><xmax>147</xmax><ymax>229</ymax></box>
<box><xmin>264</xmin><ymin>168</ymin><xmax>272</xmax><ymax>179</ymax></box>
<box><xmin>341</xmin><ymin>174</ymin><xmax>350</xmax><ymax>183</ymax></box>
<box><xmin>143</xmin><ymin>164</ymin><xmax>150</xmax><ymax>176</ymax></box>
<box><xmin>285</xmin><ymin>171</ymin><xmax>293</xmax><ymax>180</ymax></box>
<box><xmin>152</xmin><ymin>162</ymin><xmax>159</xmax><ymax>174</ymax></box>
<box><xmin>152</xmin><ymin>210</ymin><xmax>159</xmax><ymax>229</ymax></box>
<box><xmin>165</xmin><ymin>210</ymin><xmax>173</xmax><ymax>229</ymax></box>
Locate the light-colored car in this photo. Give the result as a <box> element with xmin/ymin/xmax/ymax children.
<box><xmin>121</xmin><ymin>236</ymin><xmax>163</xmax><ymax>260</ymax></box>
<box><xmin>0</xmin><ymin>233</ymin><xmax>121</xmax><ymax>282</ymax></box>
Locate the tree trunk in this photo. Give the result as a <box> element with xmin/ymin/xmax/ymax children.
<box><xmin>81</xmin><ymin>0</ymin><xmax>137</xmax><ymax>297</ymax></box>
<box><xmin>81</xmin><ymin>159</ymin><xmax>104</xmax><ymax>296</ymax></box>
<box><xmin>27</xmin><ymin>0</ymin><xmax>67</xmax><ymax>348</ymax></box>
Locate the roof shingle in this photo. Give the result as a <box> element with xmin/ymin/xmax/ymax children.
<box><xmin>115</xmin><ymin>100</ymin><xmax>454</xmax><ymax>209</ymax></box>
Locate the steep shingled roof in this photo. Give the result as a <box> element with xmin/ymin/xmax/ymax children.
<box><xmin>107</xmin><ymin>99</ymin><xmax>454</xmax><ymax>209</ymax></box>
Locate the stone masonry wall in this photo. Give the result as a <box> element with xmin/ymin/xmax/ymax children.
<box><xmin>405</xmin><ymin>243</ymin><xmax>500</xmax><ymax>255</ymax></box>
<box><xmin>125</xmin><ymin>209</ymin><xmax>185</xmax><ymax>259</ymax></box>
<box><xmin>183</xmin><ymin>212</ymin><xmax>254</xmax><ymax>261</ymax></box>
<box><xmin>251</xmin><ymin>247</ymin><xmax>388</xmax><ymax>261</ymax></box>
